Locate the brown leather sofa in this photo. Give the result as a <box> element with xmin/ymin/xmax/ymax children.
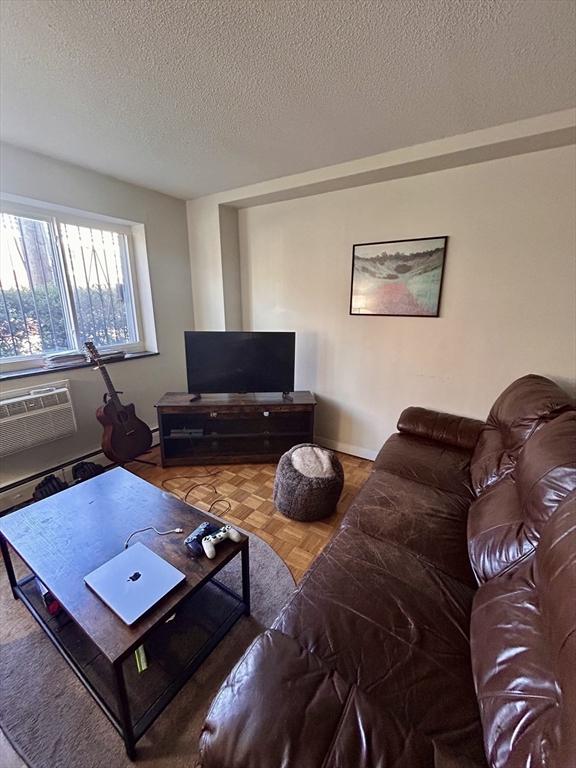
<box><xmin>199</xmin><ymin>375</ymin><xmax>576</xmax><ymax>768</ymax></box>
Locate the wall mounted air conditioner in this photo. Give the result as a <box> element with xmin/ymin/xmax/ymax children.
<box><xmin>0</xmin><ymin>380</ymin><xmax>77</xmax><ymax>457</ymax></box>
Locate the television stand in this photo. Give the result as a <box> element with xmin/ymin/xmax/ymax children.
<box><xmin>155</xmin><ymin>391</ymin><xmax>316</xmax><ymax>467</ymax></box>
<box><xmin>189</xmin><ymin>393</ymin><xmax>202</xmax><ymax>402</ymax></box>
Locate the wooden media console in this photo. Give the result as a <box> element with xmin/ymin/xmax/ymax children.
<box><xmin>155</xmin><ymin>391</ymin><xmax>316</xmax><ymax>466</ymax></box>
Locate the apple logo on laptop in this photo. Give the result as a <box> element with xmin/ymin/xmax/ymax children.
<box><xmin>128</xmin><ymin>571</ymin><xmax>141</xmax><ymax>582</ymax></box>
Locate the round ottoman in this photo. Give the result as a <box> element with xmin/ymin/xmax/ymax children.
<box><xmin>273</xmin><ymin>443</ymin><xmax>344</xmax><ymax>521</ymax></box>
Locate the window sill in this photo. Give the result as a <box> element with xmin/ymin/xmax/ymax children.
<box><xmin>0</xmin><ymin>351</ymin><xmax>159</xmax><ymax>382</ymax></box>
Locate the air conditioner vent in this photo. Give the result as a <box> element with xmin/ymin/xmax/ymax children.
<box><xmin>0</xmin><ymin>380</ymin><xmax>77</xmax><ymax>457</ymax></box>
<box><xmin>7</xmin><ymin>401</ymin><xmax>26</xmax><ymax>417</ymax></box>
<box><xmin>40</xmin><ymin>393</ymin><xmax>59</xmax><ymax>407</ymax></box>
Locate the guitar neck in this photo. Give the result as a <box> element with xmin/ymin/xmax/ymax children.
<box><xmin>98</xmin><ymin>364</ymin><xmax>122</xmax><ymax>409</ymax></box>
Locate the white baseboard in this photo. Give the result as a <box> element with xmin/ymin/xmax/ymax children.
<box><xmin>314</xmin><ymin>435</ymin><xmax>377</xmax><ymax>461</ymax></box>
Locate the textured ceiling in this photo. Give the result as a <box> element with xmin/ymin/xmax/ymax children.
<box><xmin>1</xmin><ymin>0</ymin><xmax>575</xmax><ymax>199</ymax></box>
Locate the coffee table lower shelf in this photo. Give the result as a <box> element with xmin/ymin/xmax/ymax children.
<box><xmin>7</xmin><ymin>560</ymin><xmax>250</xmax><ymax>760</ymax></box>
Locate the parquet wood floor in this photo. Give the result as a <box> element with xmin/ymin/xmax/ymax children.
<box><xmin>130</xmin><ymin>448</ymin><xmax>373</xmax><ymax>583</ymax></box>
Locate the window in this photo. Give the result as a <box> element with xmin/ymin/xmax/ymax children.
<box><xmin>0</xmin><ymin>204</ymin><xmax>146</xmax><ymax>369</ymax></box>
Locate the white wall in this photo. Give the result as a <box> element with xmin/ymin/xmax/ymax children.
<box><xmin>238</xmin><ymin>145</ymin><xmax>576</xmax><ymax>458</ymax></box>
<box><xmin>187</xmin><ymin>197</ymin><xmax>226</xmax><ymax>329</ymax></box>
<box><xmin>0</xmin><ymin>144</ymin><xmax>194</xmax><ymax>486</ymax></box>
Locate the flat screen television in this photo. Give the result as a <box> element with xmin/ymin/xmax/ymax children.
<box><xmin>184</xmin><ymin>331</ymin><xmax>295</xmax><ymax>395</ymax></box>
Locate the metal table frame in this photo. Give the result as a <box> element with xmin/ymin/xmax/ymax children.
<box><xmin>1</xmin><ymin>535</ymin><xmax>250</xmax><ymax>760</ymax></box>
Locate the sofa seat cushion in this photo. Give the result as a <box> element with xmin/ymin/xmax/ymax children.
<box><xmin>200</xmin><ymin>629</ymin><xmax>437</xmax><ymax>768</ymax></box>
<box><xmin>273</xmin><ymin>526</ymin><xmax>487</xmax><ymax>767</ymax></box>
<box><xmin>343</xmin><ymin>468</ymin><xmax>476</xmax><ymax>585</ymax></box>
<box><xmin>374</xmin><ymin>433</ymin><xmax>474</xmax><ymax>497</ymax></box>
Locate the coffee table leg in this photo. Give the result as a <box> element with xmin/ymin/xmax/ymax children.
<box><xmin>0</xmin><ymin>534</ymin><xmax>18</xmax><ymax>600</ymax></box>
<box><xmin>241</xmin><ymin>542</ymin><xmax>251</xmax><ymax>616</ymax></box>
<box><xmin>113</xmin><ymin>660</ymin><xmax>136</xmax><ymax>760</ymax></box>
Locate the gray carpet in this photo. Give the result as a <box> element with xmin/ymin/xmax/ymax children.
<box><xmin>0</xmin><ymin>531</ymin><xmax>295</xmax><ymax>768</ymax></box>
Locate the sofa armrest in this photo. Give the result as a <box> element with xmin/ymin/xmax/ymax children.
<box><xmin>397</xmin><ymin>407</ymin><xmax>484</xmax><ymax>452</ymax></box>
<box><xmin>199</xmin><ymin>629</ymin><xmax>358</xmax><ymax>768</ymax></box>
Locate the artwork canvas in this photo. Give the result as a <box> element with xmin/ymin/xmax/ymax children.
<box><xmin>350</xmin><ymin>236</ymin><xmax>448</xmax><ymax>317</ymax></box>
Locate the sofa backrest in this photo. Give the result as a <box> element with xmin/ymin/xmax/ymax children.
<box><xmin>470</xmin><ymin>374</ymin><xmax>573</xmax><ymax>496</ymax></box>
<box><xmin>535</xmin><ymin>493</ymin><xmax>576</xmax><ymax>767</ymax></box>
<box><xmin>468</xmin><ymin>407</ymin><xmax>576</xmax><ymax>584</ymax></box>
<box><xmin>470</xmin><ymin>492</ymin><xmax>576</xmax><ymax>768</ymax></box>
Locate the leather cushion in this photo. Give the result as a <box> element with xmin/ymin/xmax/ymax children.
<box><xmin>467</xmin><ymin>476</ymin><xmax>528</xmax><ymax>583</ymax></box>
<box><xmin>470</xmin><ymin>562</ymin><xmax>559</xmax><ymax>768</ymax></box>
<box><xmin>199</xmin><ymin>629</ymin><xmax>436</xmax><ymax>768</ymax></box>
<box><xmin>535</xmin><ymin>494</ymin><xmax>576</xmax><ymax>767</ymax></box>
<box><xmin>516</xmin><ymin>410</ymin><xmax>576</xmax><ymax>526</ymax></box>
<box><xmin>343</xmin><ymin>468</ymin><xmax>476</xmax><ymax>586</ymax></box>
<box><xmin>396</xmin><ymin>406</ymin><xmax>484</xmax><ymax>452</ymax></box>
<box><xmin>470</xmin><ymin>374</ymin><xmax>573</xmax><ymax>495</ymax></box>
<box><xmin>469</xmin><ymin>427</ymin><xmax>515</xmax><ymax>497</ymax></box>
<box><xmin>468</xmin><ymin>412</ymin><xmax>576</xmax><ymax>583</ymax></box>
<box><xmin>470</xmin><ymin>495</ymin><xmax>576</xmax><ymax>768</ymax></box>
<box><xmin>374</xmin><ymin>433</ymin><xmax>474</xmax><ymax>497</ymax></box>
<box><xmin>273</xmin><ymin>526</ymin><xmax>486</xmax><ymax>767</ymax></box>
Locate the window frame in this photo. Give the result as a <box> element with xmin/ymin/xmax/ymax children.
<box><xmin>0</xmin><ymin>201</ymin><xmax>147</xmax><ymax>372</ymax></box>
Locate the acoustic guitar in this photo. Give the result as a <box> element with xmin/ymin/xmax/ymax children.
<box><xmin>85</xmin><ymin>341</ymin><xmax>153</xmax><ymax>464</ymax></box>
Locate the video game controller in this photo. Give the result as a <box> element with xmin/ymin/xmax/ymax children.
<box><xmin>202</xmin><ymin>524</ymin><xmax>242</xmax><ymax>559</ymax></box>
<box><xmin>184</xmin><ymin>522</ymin><xmax>221</xmax><ymax>557</ymax></box>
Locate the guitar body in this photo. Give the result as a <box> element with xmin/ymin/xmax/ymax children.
<box><xmin>96</xmin><ymin>400</ymin><xmax>153</xmax><ymax>464</ymax></box>
<box><xmin>85</xmin><ymin>341</ymin><xmax>153</xmax><ymax>464</ymax></box>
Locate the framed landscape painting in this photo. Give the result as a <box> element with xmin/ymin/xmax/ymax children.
<box><xmin>349</xmin><ymin>236</ymin><xmax>448</xmax><ymax>317</ymax></box>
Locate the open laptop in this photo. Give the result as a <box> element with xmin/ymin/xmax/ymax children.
<box><xmin>84</xmin><ymin>542</ymin><xmax>186</xmax><ymax>626</ymax></box>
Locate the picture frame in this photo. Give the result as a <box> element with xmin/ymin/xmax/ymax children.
<box><xmin>349</xmin><ymin>236</ymin><xmax>448</xmax><ymax>317</ymax></box>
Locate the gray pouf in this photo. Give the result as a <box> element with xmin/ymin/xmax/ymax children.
<box><xmin>273</xmin><ymin>443</ymin><xmax>344</xmax><ymax>521</ymax></box>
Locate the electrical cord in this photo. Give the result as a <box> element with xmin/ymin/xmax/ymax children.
<box><xmin>161</xmin><ymin>473</ymin><xmax>221</xmax><ymax>504</ymax></box>
<box><xmin>122</xmin><ymin>471</ymin><xmax>236</xmax><ymax>553</ymax></box>
<box><xmin>124</xmin><ymin>526</ymin><xmax>183</xmax><ymax>549</ymax></box>
<box><xmin>184</xmin><ymin>482</ymin><xmax>217</xmax><ymax>503</ymax></box>
<box><xmin>206</xmin><ymin>498</ymin><xmax>232</xmax><ymax>515</ymax></box>
<box><xmin>162</xmin><ymin>481</ymin><xmax>218</xmax><ymax>503</ymax></box>
<box><xmin>160</xmin><ymin>471</ymin><xmax>221</xmax><ymax>491</ymax></box>
<box><xmin>153</xmin><ymin>471</ymin><xmax>235</xmax><ymax>540</ymax></box>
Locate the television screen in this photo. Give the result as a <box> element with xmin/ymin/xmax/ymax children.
<box><xmin>184</xmin><ymin>331</ymin><xmax>295</xmax><ymax>394</ymax></box>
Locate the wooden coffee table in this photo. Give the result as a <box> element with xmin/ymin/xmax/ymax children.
<box><xmin>0</xmin><ymin>467</ymin><xmax>250</xmax><ymax>759</ymax></box>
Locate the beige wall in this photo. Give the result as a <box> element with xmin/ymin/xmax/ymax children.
<box><xmin>238</xmin><ymin>145</ymin><xmax>576</xmax><ymax>458</ymax></box>
<box><xmin>0</xmin><ymin>144</ymin><xmax>193</xmax><ymax>486</ymax></box>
